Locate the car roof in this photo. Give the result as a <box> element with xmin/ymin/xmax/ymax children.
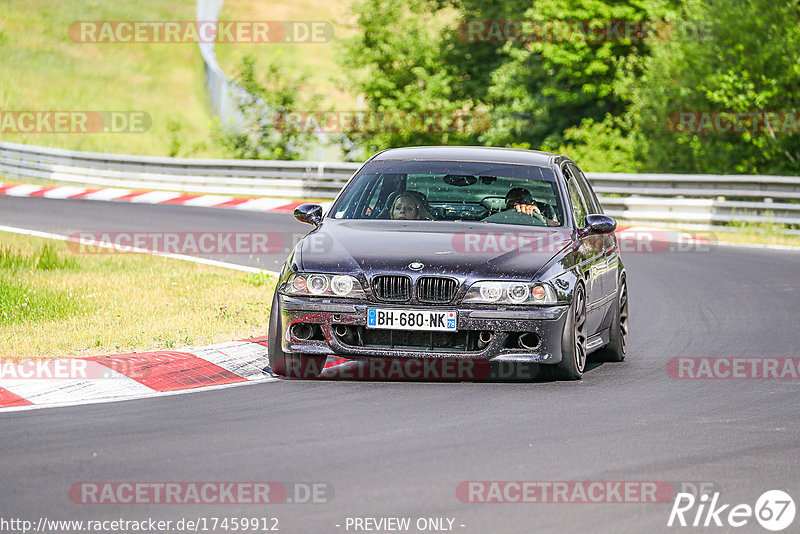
<box><xmin>370</xmin><ymin>146</ymin><xmax>561</xmax><ymax>167</ymax></box>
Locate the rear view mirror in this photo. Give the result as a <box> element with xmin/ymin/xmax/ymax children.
<box><xmin>294</xmin><ymin>203</ymin><xmax>323</xmax><ymax>226</ymax></box>
<box><xmin>581</xmin><ymin>214</ymin><xmax>617</xmax><ymax>235</ymax></box>
<box><xmin>443</xmin><ymin>174</ymin><xmax>478</xmax><ymax>187</ymax></box>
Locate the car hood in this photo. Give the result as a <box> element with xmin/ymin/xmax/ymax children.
<box><xmin>297</xmin><ymin>219</ymin><xmax>572</xmax><ymax>280</ymax></box>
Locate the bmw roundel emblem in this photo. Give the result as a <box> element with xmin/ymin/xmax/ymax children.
<box><xmin>409</xmin><ymin>262</ymin><xmax>424</xmax><ymax>271</ymax></box>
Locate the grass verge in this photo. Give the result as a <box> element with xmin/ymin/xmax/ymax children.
<box><xmin>710</xmin><ymin>230</ymin><xmax>800</xmax><ymax>248</ymax></box>
<box><xmin>0</xmin><ymin>232</ymin><xmax>276</xmax><ymax>361</ymax></box>
<box><xmin>617</xmin><ymin>219</ymin><xmax>800</xmax><ymax>248</ymax></box>
<box><xmin>678</xmin><ymin>225</ymin><xmax>797</xmax><ymax>248</ymax></box>
<box><xmin>215</xmin><ymin>0</ymin><xmax>358</xmax><ymax>111</ymax></box>
<box><xmin>718</xmin><ymin>218</ymin><xmax>800</xmax><ymax>247</ymax></box>
<box><xmin>0</xmin><ymin>0</ymin><xmax>224</xmax><ymax>157</ymax></box>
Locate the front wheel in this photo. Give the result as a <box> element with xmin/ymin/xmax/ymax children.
<box><xmin>267</xmin><ymin>289</ymin><xmax>288</xmax><ymax>376</ymax></box>
<box><xmin>267</xmin><ymin>289</ymin><xmax>324</xmax><ymax>378</ymax></box>
<box><xmin>550</xmin><ymin>284</ymin><xmax>587</xmax><ymax>381</ymax></box>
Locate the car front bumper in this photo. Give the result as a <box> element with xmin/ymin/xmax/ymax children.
<box><xmin>277</xmin><ymin>294</ymin><xmax>570</xmax><ymax>364</ymax></box>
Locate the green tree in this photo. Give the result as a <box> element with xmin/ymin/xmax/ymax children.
<box><xmin>481</xmin><ymin>0</ymin><xmax>677</xmax><ymax>150</ymax></box>
<box><xmin>628</xmin><ymin>0</ymin><xmax>800</xmax><ymax>174</ymax></box>
<box><xmin>339</xmin><ymin>0</ymin><xmax>487</xmax><ymax>155</ymax></box>
<box><xmin>545</xmin><ymin>113</ymin><xmax>639</xmax><ymax>172</ymax></box>
<box><xmin>215</xmin><ymin>55</ymin><xmax>320</xmax><ymax>160</ymax></box>
<box><xmin>438</xmin><ymin>0</ymin><xmax>531</xmax><ymax>103</ymax></box>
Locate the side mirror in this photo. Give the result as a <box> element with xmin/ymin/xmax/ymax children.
<box><xmin>580</xmin><ymin>214</ymin><xmax>617</xmax><ymax>236</ymax></box>
<box><xmin>294</xmin><ymin>203</ymin><xmax>323</xmax><ymax>226</ymax></box>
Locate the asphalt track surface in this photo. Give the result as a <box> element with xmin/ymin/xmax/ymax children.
<box><xmin>1</xmin><ymin>195</ymin><xmax>800</xmax><ymax>533</ymax></box>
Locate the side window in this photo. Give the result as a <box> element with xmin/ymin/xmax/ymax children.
<box><xmin>568</xmin><ymin>163</ymin><xmax>602</xmax><ymax>214</ymax></box>
<box><xmin>564</xmin><ymin>166</ymin><xmax>589</xmax><ymax>227</ymax></box>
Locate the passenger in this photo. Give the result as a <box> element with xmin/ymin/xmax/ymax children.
<box><xmin>390</xmin><ymin>191</ymin><xmax>434</xmax><ymax>220</ymax></box>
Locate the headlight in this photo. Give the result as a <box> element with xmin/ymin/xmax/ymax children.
<box><xmin>307</xmin><ymin>274</ymin><xmax>329</xmax><ymax>295</ymax></box>
<box><xmin>330</xmin><ymin>275</ymin><xmax>354</xmax><ymax>296</ymax></box>
<box><xmin>479</xmin><ymin>282</ymin><xmax>503</xmax><ymax>302</ymax></box>
<box><xmin>507</xmin><ymin>283</ymin><xmax>530</xmax><ymax>303</ymax></box>
<box><xmin>464</xmin><ymin>281</ymin><xmax>557</xmax><ymax>305</ymax></box>
<box><xmin>283</xmin><ymin>273</ymin><xmax>365</xmax><ymax>299</ymax></box>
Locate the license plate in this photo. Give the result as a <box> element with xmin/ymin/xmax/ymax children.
<box><xmin>367</xmin><ymin>309</ymin><xmax>457</xmax><ymax>331</ymax></box>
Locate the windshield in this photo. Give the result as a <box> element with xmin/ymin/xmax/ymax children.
<box><xmin>330</xmin><ymin>160</ymin><xmax>564</xmax><ymax>227</ymax></box>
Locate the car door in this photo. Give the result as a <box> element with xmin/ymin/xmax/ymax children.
<box><xmin>563</xmin><ymin>164</ymin><xmax>604</xmax><ymax>336</ymax></box>
<box><xmin>569</xmin><ymin>162</ymin><xmax>618</xmax><ymax>292</ymax></box>
<box><xmin>569</xmin><ymin>163</ymin><xmax>619</xmax><ymax>330</ymax></box>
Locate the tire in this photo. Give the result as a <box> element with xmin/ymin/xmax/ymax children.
<box><xmin>267</xmin><ymin>289</ymin><xmax>323</xmax><ymax>379</ymax></box>
<box><xmin>550</xmin><ymin>284</ymin><xmax>587</xmax><ymax>381</ymax></box>
<box><xmin>267</xmin><ymin>289</ymin><xmax>289</xmax><ymax>376</ymax></box>
<box><xmin>594</xmin><ymin>275</ymin><xmax>628</xmax><ymax>362</ymax></box>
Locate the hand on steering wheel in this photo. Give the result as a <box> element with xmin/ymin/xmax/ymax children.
<box><xmin>515</xmin><ymin>203</ymin><xmax>542</xmax><ymax>217</ymax></box>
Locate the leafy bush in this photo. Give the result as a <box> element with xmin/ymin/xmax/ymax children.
<box><xmin>214</xmin><ymin>55</ymin><xmax>321</xmax><ymax>160</ymax></box>
<box><xmin>627</xmin><ymin>0</ymin><xmax>800</xmax><ymax>174</ymax></box>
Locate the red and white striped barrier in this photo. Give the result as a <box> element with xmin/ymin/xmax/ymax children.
<box><xmin>0</xmin><ymin>184</ymin><xmax>709</xmax><ymax>246</ymax></box>
<box><xmin>0</xmin><ymin>182</ymin><xmax>329</xmax><ymax>213</ymax></box>
<box><xmin>0</xmin><ymin>337</ymin><xmax>276</xmax><ymax>411</ymax></box>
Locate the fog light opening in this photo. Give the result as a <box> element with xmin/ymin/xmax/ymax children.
<box><xmin>290</xmin><ymin>322</ymin><xmax>314</xmax><ymax>341</ymax></box>
<box><xmin>518</xmin><ymin>332</ymin><xmax>541</xmax><ymax>350</ymax></box>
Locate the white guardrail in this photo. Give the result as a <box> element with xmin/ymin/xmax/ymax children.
<box><xmin>196</xmin><ymin>0</ymin><xmax>247</xmax><ymax>129</ymax></box>
<box><xmin>2</xmin><ymin>141</ymin><xmax>799</xmax><ymax>228</ymax></box>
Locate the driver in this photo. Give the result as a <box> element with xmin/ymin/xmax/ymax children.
<box><xmin>484</xmin><ymin>187</ymin><xmax>548</xmax><ymax>226</ymax></box>
<box><xmin>391</xmin><ymin>191</ymin><xmax>434</xmax><ymax>220</ymax></box>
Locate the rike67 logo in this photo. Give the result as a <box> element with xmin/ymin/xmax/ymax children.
<box><xmin>668</xmin><ymin>490</ymin><xmax>795</xmax><ymax>531</ymax></box>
